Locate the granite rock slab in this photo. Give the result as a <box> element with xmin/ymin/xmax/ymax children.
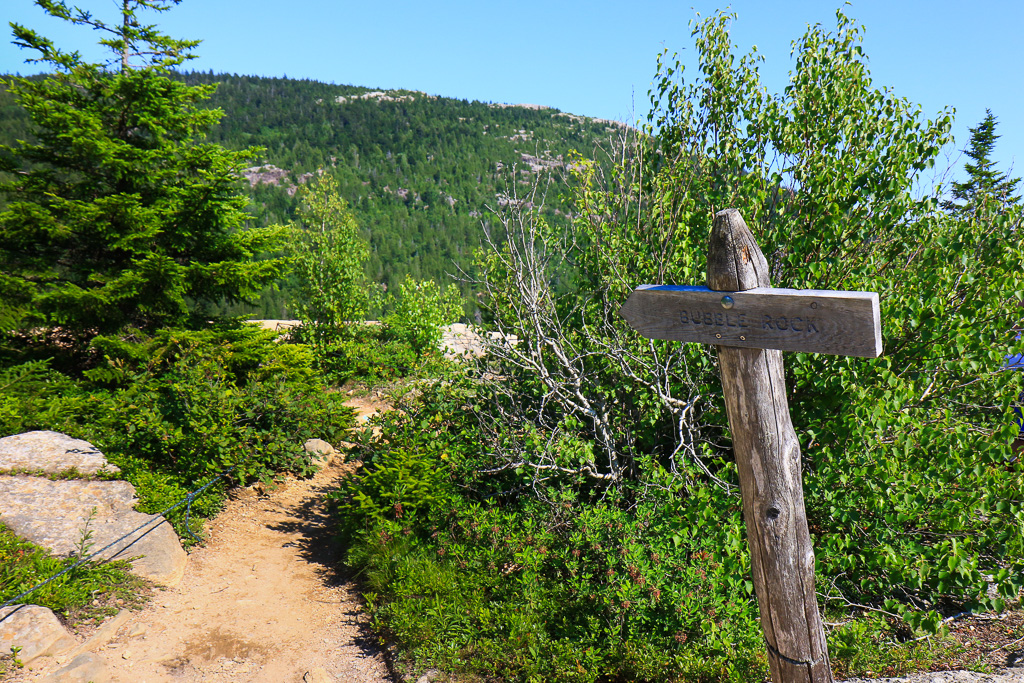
<box><xmin>0</xmin><ymin>476</ymin><xmax>187</xmax><ymax>586</ymax></box>
<box><xmin>37</xmin><ymin>652</ymin><xmax>110</xmax><ymax>683</ymax></box>
<box><xmin>0</xmin><ymin>431</ymin><xmax>120</xmax><ymax>476</ymax></box>
<box><xmin>0</xmin><ymin>604</ymin><xmax>76</xmax><ymax>664</ymax></box>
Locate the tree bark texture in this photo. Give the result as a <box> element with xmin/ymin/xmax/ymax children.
<box><xmin>707</xmin><ymin>208</ymin><xmax>833</xmax><ymax>682</ymax></box>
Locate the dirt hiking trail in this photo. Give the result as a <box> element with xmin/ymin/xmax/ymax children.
<box><xmin>14</xmin><ymin>399</ymin><xmax>395</xmax><ymax>683</ymax></box>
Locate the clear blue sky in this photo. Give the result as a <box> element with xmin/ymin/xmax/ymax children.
<box><xmin>2</xmin><ymin>1</ymin><xmax>1021</xmax><ymax>184</ymax></box>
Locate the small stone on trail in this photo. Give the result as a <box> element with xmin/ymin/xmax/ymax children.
<box><xmin>304</xmin><ymin>438</ymin><xmax>341</xmax><ymax>465</ymax></box>
<box><xmin>303</xmin><ymin>666</ymin><xmax>333</xmax><ymax>682</ymax></box>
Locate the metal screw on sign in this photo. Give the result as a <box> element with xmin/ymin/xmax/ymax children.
<box><xmin>618</xmin><ymin>208</ymin><xmax>883</xmax><ymax>683</ymax></box>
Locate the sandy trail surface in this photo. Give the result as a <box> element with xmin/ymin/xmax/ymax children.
<box><xmin>17</xmin><ymin>455</ymin><xmax>393</xmax><ymax>682</ymax></box>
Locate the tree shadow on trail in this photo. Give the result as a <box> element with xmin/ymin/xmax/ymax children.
<box><xmin>264</xmin><ymin>462</ymin><xmax>403</xmax><ymax>682</ymax></box>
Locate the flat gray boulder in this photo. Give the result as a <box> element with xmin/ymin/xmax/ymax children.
<box><xmin>0</xmin><ymin>431</ymin><xmax>120</xmax><ymax>476</ymax></box>
<box><xmin>38</xmin><ymin>652</ymin><xmax>110</xmax><ymax>683</ymax></box>
<box><xmin>0</xmin><ymin>604</ymin><xmax>76</xmax><ymax>665</ymax></box>
<box><xmin>0</xmin><ymin>476</ymin><xmax>187</xmax><ymax>587</ymax></box>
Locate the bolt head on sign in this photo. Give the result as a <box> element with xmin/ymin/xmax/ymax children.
<box><xmin>618</xmin><ymin>284</ymin><xmax>882</xmax><ymax>358</ymax></box>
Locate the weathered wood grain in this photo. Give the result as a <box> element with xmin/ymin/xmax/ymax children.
<box><xmin>709</xmin><ymin>209</ymin><xmax>834</xmax><ymax>682</ymax></box>
<box><xmin>618</xmin><ymin>284</ymin><xmax>881</xmax><ymax>358</ymax></box>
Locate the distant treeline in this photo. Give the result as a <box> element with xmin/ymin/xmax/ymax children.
<box><xmin>0</xmin><ymin>72</ymin><xmax>626</xmax><ymax>318</ymax></box>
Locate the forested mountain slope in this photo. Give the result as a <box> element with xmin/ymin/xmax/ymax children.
<box><xmin>0</xmin><ymin>72</ymin><xmax>627</xmax><ymax>317</ymax></box>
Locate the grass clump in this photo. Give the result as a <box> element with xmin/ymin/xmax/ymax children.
<box><xmin>0</xmin><ymin>522</ymin><xmax>147</xmax><ymax>622</ymax></box>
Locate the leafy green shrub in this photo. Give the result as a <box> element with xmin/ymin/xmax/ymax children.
<box><xmin>383</xmin><ymin>275</ymin><xmax>463</xmax><ymax>354</ymax></box>
<box><xmin>0</xmin><ymin>360</ymin><xmax>78</xmax><ymax>436</ymax></box>
<box><xmin>290</xmin><ymin>173</ymin><xmax>371</xmax><ymax>344</ymax></box>
<box><xmin>86</xmin><ymin>323</ymin><xmax>316</xmax><ymax>386</ymax></box>
<box><xmin>338</xmin><ymin>377</ymin><xmax>978</xmax><ymax>681</ymax></box>
<box><xmin>315</xmin><ymin>328</ymin><xmax>420</xmax><ymax>385</ymax></box>
<box><xmin>335</xmin><ymin>380</ymin><xmax>770</xmax><ymax>682</ymax></box>
<box><xmin>85</xmin><ymin>347</ymin><xmax>354</xmax><ymax>486</ymax></box>
<box><xmin>1</xmin><ymin>325</ymin><xmax>355</xmax><ymax>538</ymax></box>
<box><xmin>338</xmin><ymin>13</ymin><xmax>1024</xmax><ymax>680</ymax></box>
<box><xmin>470</xmin><ymin>6</ymin><xmax>1024</xmax><ymax>646</ymax></box>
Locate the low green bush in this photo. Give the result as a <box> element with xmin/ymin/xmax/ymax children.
<box><xmin>316</xmin><ymin>330</ymin><xmax>420</xmax><ymax>385</ymax></box>
<box><xmin>0</xmin><ymin>359</ymin><xmax>78</xmax><ymax>437</ymax></box>
<box><xmin>383</xmin><ymin>275</ymin><xmax>463</xmax><ymax>355</ymax></box>
<box><xmin>333</xmin><ymin>380</ymin><xmax>770</xmax><ymax>682</ymax></box>
<box><xmin>1</xmin><ymin>324</ymin><xmax>356</xmax><ymax>539</ymax></box>
<box><xmin>334</xmin><ymin>376</ymin><xmax>1000</xmax><ymax>682</ymax></box>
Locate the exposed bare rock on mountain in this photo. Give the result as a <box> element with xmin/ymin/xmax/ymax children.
<box><xmin>241</xmin><ymin>164</ymin><xmax>289</xmax><ymax>187</ymax></box>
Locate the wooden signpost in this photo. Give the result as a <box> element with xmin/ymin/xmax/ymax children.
<box><xmin>619</xmin><ymin>209</ymin><xmax>883</xmax><ymax>683</ymax></box>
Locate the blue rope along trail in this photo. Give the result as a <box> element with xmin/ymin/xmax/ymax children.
<box><xmin>0</xmin><ymin>465</ymin><xmax>236</xmax><ymax>613</ymax></box>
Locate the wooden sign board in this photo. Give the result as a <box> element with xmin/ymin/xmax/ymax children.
<box><xmin>619</xmin><ymin>284</ymin><xmax>882</xmax><ymax>358</ymax></box>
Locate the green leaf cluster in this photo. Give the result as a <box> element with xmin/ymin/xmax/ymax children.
<box><xmin>334</xmin><ymin>379</ymin><xmax>768</xmax><ymax>682</ymax></box>
<box><xmin>383</xmin><ymin>275</ymin><xmax>464</xmax><ymax>354</ymax></box>
<box><xmin>289</xmin><ymin>173</ymin><xmax>371</xmax><ymax>342</ymax></box>
<box><xmin>463</xmin><ymin>4</ymin><xmax>1024</xmax><ymax>668</ymax></box>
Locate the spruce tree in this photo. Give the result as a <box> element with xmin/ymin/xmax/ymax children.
<box><xmin>0</xmin><ymin>0</ymin><xmax>288</xmax><ymax>345</ymax></box>
<box><xmin>944</xmin><ymin>109</ymin><xmax>1021</xmax><ymax>217</ymax></box>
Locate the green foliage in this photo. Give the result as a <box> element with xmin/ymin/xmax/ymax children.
<box><xmin>1</xmin><ymin>324</ymin><xmax>355</xmax><ymax>538</ymax></box>
<box><xmin>333</xmin><ymin>381</ymin><xmax>767</xmax><ymax>682</ymax></box>
<box><xmin>1</xmin><ymin>521</ymin><xmax>143</xmax><ymax>620</ymax></box>
<box><xmin>825</xmin><ymin>615</ymin><xmax>952</xmax><ymax>680</ymax></box>
<box><xmin>334</xmin><ymin>408</ymin><xmax>457</xmax><ymax>538</ymax></box>
<box><xmin>629</xmin><ymin>9</ymin><xmax>1024</xmax><ymax>624</ymax></box>
<box><xmin>315</xmin><ymin>326</ymin><xmax>420</xmax><ymax>385</ymax></box>
<box><xmin>398</xmin><ymin>8</ymin><xmax>1024</xmax><ymax>681</ymax></box>
<box><xmin>0</xmin><ymin>1</ymin><xmax>287</xmax><ymax>345</ymax></box>
<box><xmin>290</xmin><ymin>173</ymin><xmax>371</xmax><ymax>342</ymax></box>
<box><xmin>0</xmin><ymin>63</ymin><xmax>627</xmax><ymax>320</ymax></box>
<box><xmin>83</xmin><ymin>333</ymin><xmax>354</xmax><ymax>485</ymax></box>
<box><xmin>0</xmin><ymin>359</ymin><xmax>76</xmax><ymax>436</ymax></box>
<box><xmin>562</xmin><ymin>8</ymin><xmax>1022</xmax><ymax>624</ymax></box>
<box><xmin>383</xmin><ymin>275</ymin><xmax>463</xmax><ymax>354</ymax></box>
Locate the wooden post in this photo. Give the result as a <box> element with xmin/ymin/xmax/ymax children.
<box><xmin>706</xmin><ymin>209</ymin><xmax>833</xmax><ymax>682</ymax></box>
<box><xmin>619</xmin><ymin>208</ymin><xmax>882</xmax><ymax>682</ymax></box>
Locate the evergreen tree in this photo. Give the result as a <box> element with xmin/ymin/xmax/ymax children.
<box><xmin>945</xmin><ymin>109</ymin><xmax>1021</xmax><ymax>217</ymax></box>
<box><xmin>0</xmin><ymin>0</ymin><xmax>288</xmax><ymax>344</ymax></box>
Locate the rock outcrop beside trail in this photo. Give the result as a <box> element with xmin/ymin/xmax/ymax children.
<box><xmin>0</xmin><ymin>605</ymin><xmax>76</xmax><ymax>665</ymax></box>
<box><xmin>0</xmin><ymin>476</ymin><xmax>187</xmax><ymax>587</ymax></box>
<box><xmin>0</xmin><ymin>432</ymin><xmax>186</xmax><ymax>586</ymax></box>
<box><xmin>0</xmin><ymin>431</ymin><xmax>121</xmax><ymax>476</ymax></box>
